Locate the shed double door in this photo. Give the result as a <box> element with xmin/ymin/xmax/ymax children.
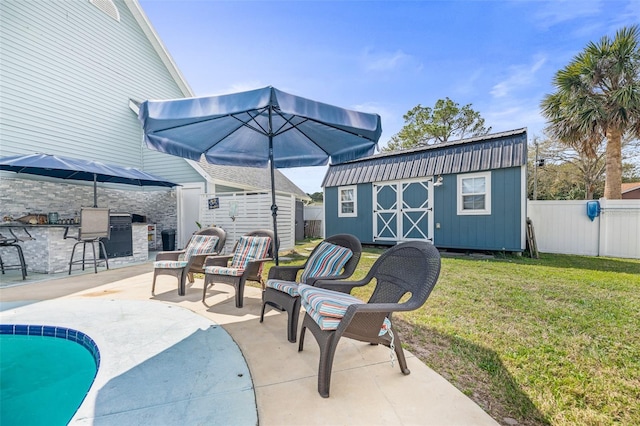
<box><xmin>373</xmin><ymin>178</ymin><xmax>434</xmax><ymax>243</ymax></box>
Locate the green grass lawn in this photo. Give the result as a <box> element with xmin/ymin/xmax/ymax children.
<box><xmin>267</xmin><ymin>240</ymin><xmax>640</xmax><ymax>426</ymax></box>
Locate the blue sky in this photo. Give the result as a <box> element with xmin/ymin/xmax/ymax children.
<box><xmin>138</xmin><ymin>0</ymin><xmax>639</xmax><ymax>194</ymax></box>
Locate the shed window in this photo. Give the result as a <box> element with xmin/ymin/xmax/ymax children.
<box><xmin>457</xmin><ymin>172</ymin><xmax>491</xmax><ymax>215</ymax></box>
<box><xmin>338</xmin><ymin>186</ymin><xmax>357</xmax><ymax>217</ymax></box>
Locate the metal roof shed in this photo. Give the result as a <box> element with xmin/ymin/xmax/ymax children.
<box><xmin>322</xmin><ymin>128</ymin><xmax>528</xmax><ymax>252</ymax></box>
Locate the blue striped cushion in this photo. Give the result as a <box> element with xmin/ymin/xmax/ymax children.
<box><xmin>184</xmin><ymin>235</ymin><xmax>219</xmax><ymax>261</ymax></box>
<box><xmin>154</xmin><ymin>260</ymin><xmax>188</xmax><ymax>269</ymax></box>
<box><xmin>299</xmin><ymin>242</ymin><xmax>353</xmax><ymax>284</ymax></box>
<box><xmin>230</xmin><ymin>236</ymin><xmax>271</xmax><ymax>269</ymax></box>
<box><xmin>298</xmin><ymin>283</ymin><xmax>363</xmax><ymax>319</ymax></box>
<box><xmin>266</xmin><ymin>280</ymin><xmax>299</xmax><ymax>297</ymax></box>
<box><xmin>301</xmin><ymin>301</ymin><xmax>343</xmax><ymax>331</ymax></box>
<box><xmin>204</xmin><ymin>266</ymin><xmax>244</xmax><ymax>277</ymax></box>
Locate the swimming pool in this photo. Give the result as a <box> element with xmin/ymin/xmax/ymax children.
<box><xmin>0</xmin><ymin>324</ymin><xmax>100</xmax><ymax>425</ymax></box>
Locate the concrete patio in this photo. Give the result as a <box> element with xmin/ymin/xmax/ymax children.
<box><xmin>1</xmin><ymin>260</ymin><xmax>498</xmax><ymax>425</ymax></box>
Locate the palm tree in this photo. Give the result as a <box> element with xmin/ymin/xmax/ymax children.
<box><xmin>541</xmin><ymin>25</ymin><xmax>640</xmax><ymax>199</ymax></box>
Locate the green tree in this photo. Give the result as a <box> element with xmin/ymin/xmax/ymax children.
<box><xmin>306</xmin><ymin>192</ymin><xmax>323</xmax><ymax>204</ymax></box>
<box><xmin>383</xmin><ymin>97</ymin><xmax>491</xmax><ymax>151</ymax></box>
<box><xmin>528</xmin><ymin>135</ymin><xmax>638</xmax><ymax>200</ymax></box>
<box><xmin>540</xmin><ymin>25</ymin><xmax>640</xmax><ymax>199</ymax></box>
<box><xmin>529</xmin><ymin>136</ymin><xmax>606</xmax><ymax>200</ymax></box>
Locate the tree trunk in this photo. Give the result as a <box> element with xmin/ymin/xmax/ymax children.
<box><xmin>604</xmin><ymin>127</ymin><xmax>623</xmax><ymax>199</ymax></box>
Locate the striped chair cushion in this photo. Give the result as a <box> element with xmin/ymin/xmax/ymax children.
<box><xmin>203</xmin><ymin>266</ymin><xmax>244</xmax><ymax>277</ymax></box>
<box><xmin>300</xmin><ymin>284</ymin><xmax>390</xmax><ymax>333</ymax></box>
<box><xmin>154</xmin><ymin>260</ymin><xmax>188</xmax><ymax>269</ymax></box>
<box><xmin>298</xmin><ymin>283</ymin><xmax>363</xmax><ymax>319</ymax></box>
<box><xmin>299</xmin><ymin>242</ymin><xmax>353</xmax><ymax>284</ymax></box>
<box><xmin>265</xmin><ymin>280</ymin><xmax>299</xmax><ymax>297</ymax></box>
<box><xmin>230</xmin><ymin>236</ymin><xmax>271</xmax><ymax>269</ymax></box>
<box><xmin>184</xmin><ymin>235</ymin><xmax>219</xmax><ymax>261</ymax></box>
<box><xmin>301</xmin><ymin>301</ymin><xmax>343</xmax><ymax>331</ymax></box>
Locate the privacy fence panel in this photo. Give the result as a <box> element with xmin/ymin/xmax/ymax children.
<box><xmin>199</xmin><ymin>192</ymin><xmax>295</xmax><ymax>254</ymax></box>
<box><xmin>303</xmin><ymin>205</ymin><xmax>324</xmax><ymax>238</ymax></box>
<box><xmin>527</xmin><ymin>199</ymin><xmax>640</xmax><ymax>259</ymax></box>
<box><xmin>598</xmin><ymin>200</ymin><xmax>640</xmax><ymax>259</ymax></box>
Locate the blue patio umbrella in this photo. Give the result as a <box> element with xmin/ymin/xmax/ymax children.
<box><xmin>138</xmin><ymin>86</ymin><xmax>382</xmax><ymax>264</ymax></box>
<box><xmin>0</xmin><ymin>153</ymin><xmax>178</xmax><ymax>207</ymax></box>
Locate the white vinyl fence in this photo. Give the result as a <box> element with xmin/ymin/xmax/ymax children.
<box><xmin>527</xmin><ymin>199</ymin><xmax>640</xmax><ymax>259</ymax></box>
<box><xmin>303</xmin><ymin>204</ymin><xmax>324</xmax><ymax>238</ymax></box>
<box><xmin>199</xmin><ymin>192</ymin><xmax>296</xmax><ymax>254</ymax></box>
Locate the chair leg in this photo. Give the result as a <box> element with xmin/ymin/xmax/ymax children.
<box><xmin>178</xmin><ymin>268</ymin><xmax>188</xmax><ymax>296</ymax></box>
<box><xmin>259</xmin><ymin>300</ymin><xmax>267</xmax><ymax>323</ymax></box>
<box><xmin>69</xmin><ymin>242</ymin><xmax>80</xmax><ymax>275</ymax></box>
<box><xmin>288</xmin><ymin>297</ymin><xmax>302</xmax><ymax>343</ymax></box>
<box><xmin>298</xmin><ymin>317</ymin><xmax>307</xmax><ymax>352</ymax></box>
<box><xmin>299</xmin><ymin>313</ymin><xmax>340</xmax><ymax>398</ymax></box>
<box><xmin>0</xmin><ymin>244</ymin><xmax>27</xmax><ymax>280</ymax></box>
<box><xmin>14</xmin><ymin>244</ymin><xmax>27</xmax><ymax>280</ymax></box>
<box><xmin>235</xmin><ymin>279</ymin><xmax>245</xmax><ymax>308</ymax></box>
<box><xmin>389</xmin><ymin>327</ymin><xmax>410</xmax><ymax>375</ymax></box>
<box><xmin>98</xmin><ymin>240</ymin><xmax>109</xmax><ymax>270</ymax></box>
<box><xmin>81</xmin><ymin>242</ymin><xmax>88</xmax><ymax>271</ymax></box>
<box><xmin>151</xmin><ymin>271</ymin><xmax>158</xmax><ymax>295</ymax></box>
<box><xmin>261</xmin><ymin>287</ymin><xmax>300</xmax><ymax>342</ymax></box>
<box><xmin>202</xmin><ymin>275</ymin><xmax>211</xmax><ymax>303</ymax></box>
<box><xmin>90</xmin><ymin>241</ymin><xmax>98</xmax><ymax>274</ymax></box>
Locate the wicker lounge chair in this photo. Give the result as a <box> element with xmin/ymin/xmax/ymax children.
<box><xmin>260</xmin><ymin>234</ymin><xmax>362</xmax><ymax>342</ymax></box>
<box><xmin>297</xmin><ymin>241</ymin><xmax>441</xmax><ymax>397</ymax></box>
<box><xmin>202</xmin><ymin>230</ymin><xmax>274</xmax><ymax>308</ymax></box>
<box><xmin>152</xmin><ymin>227</ymin><xmax>226</xmax><ymax>296</ymax></box>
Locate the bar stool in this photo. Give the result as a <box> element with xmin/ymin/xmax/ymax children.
<box><xmin>0</xmin><ymin>232</ymin><xmax>27</xmax><ymax>280</ymax></box>
<box><xmin>64</xmin><ymin>208</ymin><xmax>111</xmax><ymax>274</ymax></box>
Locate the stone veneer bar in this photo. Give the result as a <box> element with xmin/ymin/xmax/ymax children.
<box><xmin>0</xmin><ymin>223</ymin><xmax>148</xmax><ymax>273</ymax></box>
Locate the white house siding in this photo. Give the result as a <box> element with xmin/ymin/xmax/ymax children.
<box><xmin>0</xmin><ymin>0</ymin><xmax>201</xmax><ymax>184</ymax></box>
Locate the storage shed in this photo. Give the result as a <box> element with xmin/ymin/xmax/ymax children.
<box><xmin>322</xmin><ymin>128</ymin><xmax>528</xmax><ymax>252</ymax></box>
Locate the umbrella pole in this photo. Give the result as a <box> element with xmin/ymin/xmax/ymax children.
<box><xmin>93</xmin><ymin>174</ymin><xmax>98</xmax><ymax>207</ymax></box>
<box><xmin>268</xmin><ymin>111</ymin><xmax>280</xmax><ymax>265</ymax></box>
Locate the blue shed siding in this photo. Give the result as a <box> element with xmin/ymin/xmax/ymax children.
<box><xmin>433</xmin><ymin>168</ymin><xmax>522</xmax><ymax>251</ymax></box>
<box><xmin>325</xmin><ymin>184</ymin><xmax>374</xmax><ymax>243</ymax></box>
<box><xmin>0</xmin><ymin>0</ymin><xmax>202</xmax><ymax>184</ymax></box>
<box><xmin>323</xmin><ymin>129</ymin><xmax>527</xmax><ymax>252</ymax></box>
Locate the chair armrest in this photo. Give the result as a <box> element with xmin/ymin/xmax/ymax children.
<box><xmin>313</xmin><ymin>277</ymin><xmax>371</xmax><ymax>294</ymax></box>
<box><xmin>243</xmin><ymin>257</ymin><xmax>273</xmax><ymax>277</ymax></box>
<box><xmin>337</xmin><ymin>302</ymin><xmax>410</xmax><ymax>335</ymax></box>
<box><xmin>305</xmin><ymin>271</ymin><xmax>356</xmax><ymax>287</ymax></box>
<box><xmin>155</xmin><ymin>250</ymin><xmax>185</xmax><ymax>261</ymax></box>
<box><xmin>267</xmin><ymin>265</ymin><xmax>304</xmax><ymax>281</ymax></box>
<box><xmin>187</xmin><ymin>252</ymin><xmax>218</xmax><ymax>270</ymax></box>
<box><xmin>204</xmin><ymin>254</ymin><xmax>233</xmax><ymax>267</ymax></box>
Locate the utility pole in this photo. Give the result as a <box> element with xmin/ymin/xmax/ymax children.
<box><xmin>533</xmin><ymin>141</ymin><xmax>545</xmax><ymax>200</ymax></box>
<box><xmin>534</xmin><ymin>141</ymin><xmax>538</xmax><ymax>200</ymax></box>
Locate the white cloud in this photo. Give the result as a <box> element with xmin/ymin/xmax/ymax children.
<box><xmin>484</xmin><ymin>101</ymin><xmax>547</xmax><ymax>137</ymax></box>
<box><xmin>360</xmin><ymin>48</ymin><xmax>420</xmax><ymax>72</ymax></box>
<box><xmin>491</xmin><ymin>55</ymin><xmax>547</xmax><ymax>99</ymax></box>
<box><xmin>609</xmin><ymin>1</ymin><xmax>640</xmax><ymax>32</ymax></box>
<box><xmin>531</xmin><ymin>0</ymin><xmax>603</xmax><ymax>29</ymax></box>
<box><xmin>454</xmin><ymin>69</ymin><xmax>484</xmax><ymax>96</ymax></box>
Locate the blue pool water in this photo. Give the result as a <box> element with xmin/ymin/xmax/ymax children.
<box><xmin>0</xmin><ymin>325</ymin><xmax>99</xmax><ymax>425</ymax></box>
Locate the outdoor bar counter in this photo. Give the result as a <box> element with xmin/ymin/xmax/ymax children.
<box><xmin>0</xmin><ymin>223</ymin><xmax>148</xmax><ymax>274</ymax></box>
